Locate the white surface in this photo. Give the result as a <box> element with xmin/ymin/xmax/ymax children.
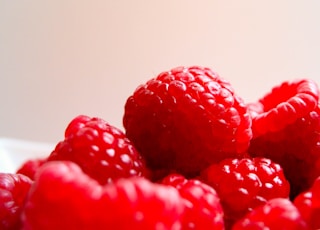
<box><xmin>0</xmin><ymin>138</ymin><xmax>54</xmax><ymax>173</ymax></box>
<box><xmin>1</xmin><ymin>1</ymin><xmax>320</xmax><ymax>143</ymax></box>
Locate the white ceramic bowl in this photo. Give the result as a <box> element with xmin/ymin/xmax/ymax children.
<box><xmin>0</xmin><ymin>138</ymin><xmax>54</xmax><ymax>173</ymax></box>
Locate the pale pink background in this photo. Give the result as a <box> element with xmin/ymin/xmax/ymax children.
<box><xmin>1</xmin><ymin>1</ymin><xmax>320</xmax><ymax>143</ymax></box>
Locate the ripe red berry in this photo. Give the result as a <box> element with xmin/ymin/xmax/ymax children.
<box><xmin>232</xmin><ymin>198</ymin><xmax>307</xmax><ymax>230</ymax></box>
<box><xmin>200</xmin><ymin>157</ymin><xmax>290</xmax><ymax>228</ymax></box>
<box><xmin>123</xmin><ymin>66</ymin><xmax>252</xmax><ymax>177</ymax></box>
<box><xmin>248</xmin><ymin>79</ymin><xmax>319</xmax><ymax>137</ymax></box>
<box><xmin>16</xmin><ymin>158</ymin><xmax>47</xmax><ymax>180</ymax></box>
<box><xmin>294</xmin><ymin>176</ymin><xmax>320</xmax><ymax>229</ymax></box>
<box><xmin>0</xmin><ymin>173</ymin><xmax>33</xmax><ymax>230</ymax></box>
<box><xmin>47</xmin><ymin>115</ymin><xmax>146</xmax><ymax>185</ymax></box>
<box><xmin>21</xmin><ymin>161</ymin><xmax>185</xmax><ymax>230</ymax></box>
<box><xmin>161</xmin><ymin>173</ymin><xmax>224</xmax><ymax>229</ymax></box>
<box><xmin>248</xmin><ymin>79</ymin><xmax>320</xmax><ymax>198</ymax></box>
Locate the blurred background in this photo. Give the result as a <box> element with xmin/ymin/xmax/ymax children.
<box><xmin>1</xmin><ymin>0</ymin><xmax>320</xmax><ymax>144</ymax></box>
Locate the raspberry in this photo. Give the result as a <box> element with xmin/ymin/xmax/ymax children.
<box><xmin>123</xmin><ymin>66</ymin><xmax>252</xmax><ymax>177</ymax></box>
<box><xmin>247</xmin><ymin>79</ymin><xmax>320</xmax><ymax>198</ymax></box>
<box><xmin>294</xmin><ymin>176</ymin><xmax>320</xmax><ymax>229</ymax></box>
<box><xmin>248</xmin><ymin>79</ymin><xmax>319</xmax><ymax>137</ymax></box>
<box><xmin>200</xmin><ymin>157</ymin><xmax>290</xmax><ymax>228</ymax></box>
<box><xmin>47</xmin><ymin>115</ymin><xmax>146</xmax><ymax>185</ymax></box>
<box><xmin>232</xmin><ymin>198</ymin><xmax>307</xmax><ymax>230</ymax></box>
<box><xmin>0</xmin><ymin>173</ymin><xmax>33</xmax><ymax>230</ymax></box>
<box><xmin>21</xmin><ymin>161</ymin><xmax>184</xmax><ymax>230</ymax></box>
<box><xmin>16</xmin><ymin>158</ymin><xmax>47</xmax><ymax>180</ymax></box>
<box><xmin>161</xmin><ymin>173</ymin><xmax>224</xmax><ymax>229</ymax></box>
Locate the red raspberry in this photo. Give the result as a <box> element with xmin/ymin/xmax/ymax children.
<box><xmin>16</xmin><ymin>158</ymin><xmax>47</xmax><ymax>180</ymax></box>
<box><xmin>200</xmin><ymin>157</ymin><xmax>290</xmax><ymax>229</ymax></box>
<box><xmin>161</xmin><ymin>173</ymin><xmax>224</xmax><ymax>229</ymax></box>
<box><xmin>47</xmin><ymin>115</ymin><xmax>146</xmax><ymax>185</ymax></box>
<box><xmin>247</xmin><ymin>79</ymin><xmax>320</xmax><ymax>198</ymax></box>
<box><xmin>21</xmin><ymin>161</ymin><xmax>185</xmax><ymax>230</ymax></box>
<box><xmin>0</xmin><ymin>173</ymin><xmax>33</xmax><ymax>230</ymax></box>
<box><xmin>248</xmin><ymin>79</ymin><xmax>319</xmax><ymax>137</ymax></box>
<box><xmin>123</xmin><ymin>66</ymin><xmax>252</xmax><ymax>177</ymax></box>
<box><xmin>232</xmin><ymin>198</ymin><xmax>307</xmax><ymax>230</ymax></box>
<box><xmin>294</xmin><ymin>176</ymin><xmax>320</xmax><ymax>229</ymax></box>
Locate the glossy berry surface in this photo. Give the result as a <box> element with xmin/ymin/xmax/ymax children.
<box><xmin>47</xmin><ymin>115</ymin><xmax>146</xmax><ymax>185</ymax></box>
<box><xmin>248</xmin><ymin>79</ymin><xmax>320</xmax><ymax>198</ymax></box>
<box><xmin>232</xmin><ymin>198</ymin><xmax>307</xmax><ymax>230</ymax></box>
<box><xmin>200</xmin><ymin>157</ymin><xmax>290</xmax><ymax>228</ymax></box>
<box><xmin>22</xmin><ymin>161</ymin><xmax>185</xmax><ymax>230</ymax></box>
<box><xmin>161</xmin><ymin>173</ymin><xmax>224</xmax><ymax>229</ymax></box>
<box><xmin>123</xmin><ymin>66</ymin><xmax>252</xmax><ymax>177</ymax></box>
<box><xmin>294</xmin><ymin>176</ymin><xmax>320</xmax><ymax>229</ymax></box>
<box><xmin>0</xmin><ymin>173</ymin><xmax>33</xmax><ymax>230</ymax></box>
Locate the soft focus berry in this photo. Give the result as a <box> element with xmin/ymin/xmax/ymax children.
<box><xmin>294</xmin><ymin>176</ymin><xmax>320</xmax><ymax>229</ymax></box>
<box><xmin>16</xmin><ymin>158</ymin><xmax>46</xmax><ymax>180</ymax></box>
<box><xmin>232</xmin><ymin>198</ymin><xmax>307</xmax><ymax>230</ymax></box>
<box><xmin>0</xmin><ymin>173</ymin><xmax>33</xmax><ymax>230</ymax></box>
<box><xmin>22</xmin><ymin>161</ymin><xmax>184</xmax><ymax>230</ymax></box>
<box><xmin>161</xmin><ymin>173</ymin><xmax>224</xmax><ymax>229</ymax></box>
